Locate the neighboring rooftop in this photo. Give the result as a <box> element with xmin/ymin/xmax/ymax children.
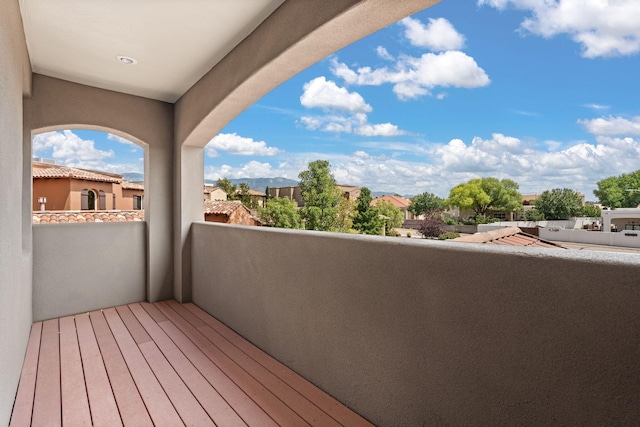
<box><xmin>203</xmin><ymin>200</ymin><xmax>248</xmax><ymax>216</ymax></box>
<box><xmin>453</xmin><ymin>227</ymin><xmax>566</xmax><ymax>249</ymax></box>
<box><xmin>33</xmin><ymin>211</ymin><xmax>144</xmax><ymax>224</ymax></box>
<box><xmin>372</xmin><ymin>195</ymin><xmax>411</xmax><ymax>208</ymax></box>
<box><xmin>32</xmin><ymin>165</ymin><xmax>121</xmax><ymax>184</ymax></box>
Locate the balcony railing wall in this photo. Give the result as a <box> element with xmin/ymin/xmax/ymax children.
<box><xmin>191</xmin><ymin>222</ymin><xmax>640</xmax><ymax>426</ymax></box>
<box><xmin>33</xmin><ymin>222</ymin><xmax>146</xmax><ymax>321</ymax></box>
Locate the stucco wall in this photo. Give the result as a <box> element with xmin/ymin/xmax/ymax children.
<box><xmin>25</xmin><ymin>75</ymin><xmax>174</xmax><ymax>302</ymax></box>
<box><xmin>0</xmin><ymin>0</ymin><xmax>32</xmax><ymax>424</ymax></box>
<box><xmin>32</xmin><ymin>223</ymin><xmax>146</xmax><ymax>322</ymax></box>
<box><xmin>540</xmin><ymin>227</ymin><xmax>640</xmax><ymax>248</ymax></box>
<box><xmin>192</xmin><ymin>222</ymin><xmax>640</xmax><ymax>426</ymax></box>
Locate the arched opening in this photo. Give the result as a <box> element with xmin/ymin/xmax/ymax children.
<box><xmin>31</xmin><ymin>128</ymin><xmax>146</xmax><ymax>221</ymax></box>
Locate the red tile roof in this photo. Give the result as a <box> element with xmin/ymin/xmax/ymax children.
<box><xmin>203</xmin><ymin>200</ymin><xmax>248</xmax><ymax>216</ymax></box>
<box><xmin>33</xmin><ymin>166</ymin><xmax>121</xmax><ymax>183</ymax></box>
<box><xmin>33</xmin><ymin>210</ymin><xmax>144</xmax><ymax>224</ymax></box>
<box><xmin>371</xmin><ymin>195</ymin><xmax>411</xmax><ymax>208</ymax></box>
<box><xmin>121</xmin><ymin>181</ymin><xmax>144</xmax><ymax>190</ymax></box>
<box><xmin>453</xmin><ymin>227</ymin><xmax>565</xmax><ymax>248</ymax></box>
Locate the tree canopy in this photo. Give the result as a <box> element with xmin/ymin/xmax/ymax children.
<box><xmin>594</xmin><ymin>170</ymin><xmax>640</xmax><ymax>208</ymax></box>
<box><xmin>447</xmin><ymin>177</ymin><xmax>522</xmax><ymax>217</ymax></box>
<box><xmin>258</xmin><ymin>197</ymin><xmax>301</xmax><ymax>229</ymax></box>
<box><xmin>352</xmin><ymin>187</ymin><xmax>383</xmax><ymax>235</ymax></box>
<box><xmin>298</xmin><ymin>160</ymin><xmax>344</xmax><ymax>231</ymax></box>
<box><xmin>533</xmin><ymin>188</ymin><xmax>584</xmax><ymax>220</ymax></box>
<box><xmin>408</xmin><ymin>192</ymin><xmax>445</xmax><ymax>216</ymax></box>
<box><xmin>375</xmin><ymin>200</ymin><xmax>404</xmax><ymax>235</ymax></box>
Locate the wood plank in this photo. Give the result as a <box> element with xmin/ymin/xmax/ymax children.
<box><xmin>116</xmin><ymin>305</ymin><xmax>214</xmax><ymax>427</ymax></box>
<box><xmin>114</xmin><ymin>305</ymin><xmax>151</xmax><ymax>345</ymax></box>
<box><xmin>102</xmin><ymin>307</ymin><xmax>184</xmax><ymax>427</ymax></box>
<box><xmin>130</xmin><ymin>303</ymin><xmax>247</xmax><ymax>427</ymax></box>
<box><xmin>185</xmin><ymin>302</ymin><xmax>375</xmax><ymax>427</ymax></box>
<box><xmin>167</xmin><ymin>300</ymin><xmax>341</xmax><ymax>427</ymax></box>
<box><xmin>32</xmin><ymin>319</ymin><xmax>61</xmax><ymax>427</ymax></box>
<box><xmin>156</xmin><ymin>301</ymin><xmax>309</xmax><ymax>427</ymax></box>
<box><xmin>89</xmin><ymin>310</ymin><xmax>153</xmax><ymax>427</ymax></box>
<box><xmin>141</xmin><ymin>303</ymin><xmax>278</xmax><ymax>427</ymax></box>
<box><xmin>59</xmin><ymin>316</ymin><xmax>92</xmax><ymax>426</ymax></box>
<box><xmin>9</xmin><ymin>322</ymin><xmax>43</xmax><ymax>427</ymax></box>
<box><xmin>75</xmin><ymin>313</ymin><xmax>122</xmax><ymax>427</ymax></box>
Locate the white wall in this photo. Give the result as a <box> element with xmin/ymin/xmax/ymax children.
<box><xmin>32</xmin><ymin>223</ymin><xmax>147</xmax><ymax>321</ymax></box>
<box><xmin>0</xmin><ymin>0</ymin><xmax>32</xmax><ymax>425</ymax></box>
<box><xmin>540</xmin><ymin>228</ymin><xmax>640</xmax><ymax>248</ymax></box>
<box><xmin>191</xmin><ymin>222</ymin><xmax>640</xmax><ymax>426</ymax></box>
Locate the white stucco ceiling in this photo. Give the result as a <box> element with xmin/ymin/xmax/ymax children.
<box><xmin>19</xmin><ymin>0</ymin><xmax>285</xmax><ymax>102</ymax></box>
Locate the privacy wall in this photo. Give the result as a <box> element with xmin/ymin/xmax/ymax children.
<box><xmin>192</xmin><ymin>222</ymin><xmax>640</xmax><ymax>426</ymax></box>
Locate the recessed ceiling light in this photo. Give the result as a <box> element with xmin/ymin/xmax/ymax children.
<box><xmin>116</xmin><ymin>55</ymin><xmax>137</xmax><ymax>65</ymax></box>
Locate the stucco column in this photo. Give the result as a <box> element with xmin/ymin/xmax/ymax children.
<box><xmin>173</xmin><ymin>144</ymin><xmax>204</xmax><ymax>303</ymax></box>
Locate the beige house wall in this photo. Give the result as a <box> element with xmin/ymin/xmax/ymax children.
<box><xmin>33</xmin><ymin>179</ymin><xmax>71</xmax><ymax>210</ymax></box>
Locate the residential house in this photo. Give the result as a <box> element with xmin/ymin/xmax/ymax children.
<box><xmin>2</xmin><ymin>1</ymin><xmax>639</xmax><ymax>426</ymax></box>
<box><xmin>32</xmin><ymin>161</ymin><xmax>144</xmax><ymax>211</ymax></box>
<box><xmin>204</xmin><ymin>200</ymin><xmax>259</xmax><ymax>226</ymax></box>
<box><xmin>203</xmin><ymin>185</ymin><xmax>227</xmax><ymax>201</ymax></box>
<box><xmin>372</xmin><ymin>195</ymin><xmax>416</xmax><ymax>220</ymax></box>
<box><xmin>269</xmin><ymin>184</ymin><xmax>360</xmax><ymax>207</ymax></box>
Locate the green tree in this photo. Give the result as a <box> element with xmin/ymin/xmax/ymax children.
<box><xmin>523</xmin><ymin>208</ymin><xmax>545</xmax><ymax>221</ymax></box>
<box><xmin>375</xmin><ymin>200</ymin><xmax>403</xmax><ymax>236</ymax></box>
<box><xmin>594</xmin><ymin>170</ymin><xmax>640</xmax><ymax>208</ymax></box>
<box><xmin>408</xmin><ymin>192</ymin><xmax>445</xmax><ymax>216</ymax></box>
<box><xmin>534</xmin><ymin>188</ymin><xmax>584</xmax><ymax>220</ymax></box>
<box><xmin>334</xmin><ymin>198</ymin><xmax>356</xmax><ymax>233</ymax></box>
<box><xmin>258</xmin><ymin>197</ymin><xmax>301</xmax><ymax>229</ymax></box>
<box><xmin>447</xmin><ymin>177</ymin><xmax>522</xmax><ymax>218</ymax></box>
<box><xmin>216</xmin><ymin>178</ymin><xmax>237</xmax><ymax>200</ymax></box>
<box><xmin>298</xmin><ymin>160</ymin><xmax>343</xmax><ymax>231</ymax></box>
<box><xmin>582</xmin><ymin>204</ymin><xmax>601</xmax><ymax>218</ymax></box>
<box><xmin>236</xmin><ymin>182</ymin><xmax>258</xmax><ymax>209</ymax></box>
<box><xmin>353</xmin><ymin>187</ymin><xmax>383</xmax><ymax>235</ymax></box>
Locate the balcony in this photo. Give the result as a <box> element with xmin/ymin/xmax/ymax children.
<box><xmin>2</xmin><ymin>0</ymin><xmax>640</xmax><ymax>425</ymax></box>
<box><xmin>16</xmin><ymin>222</ymin><xmax>640</xmax><ymax>425</ymax></box>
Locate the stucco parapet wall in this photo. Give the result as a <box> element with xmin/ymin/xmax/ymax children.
<box><xmin>176</xmin><ymin>0</ymin><xmax>439</xmax><ymax>147</ymax></box>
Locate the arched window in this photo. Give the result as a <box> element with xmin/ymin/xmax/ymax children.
<box><xmin>81</xmin><ymin>189</ymin><xmax>97</xmax><ymax>210</ymax></box>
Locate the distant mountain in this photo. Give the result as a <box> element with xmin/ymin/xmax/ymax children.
<box><xmin>123</xmin><ymin>172</ymin><xmax>144</xmax><ymax>183</ymax></box>
<box><xmin>204</xmin><ymin>177</ymin><xmax>299</xmax><ymax>191</ymax></box>
<box><xmin>371</xmin><ymin>191</ymin><xmax>415</xmax><ymax>199</ymax></box>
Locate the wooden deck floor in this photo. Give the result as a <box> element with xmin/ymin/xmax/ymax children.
<box><xmin>10</xmin><ymin>300</ymin><xmax>372</xmax><ymax>427</ymax></box>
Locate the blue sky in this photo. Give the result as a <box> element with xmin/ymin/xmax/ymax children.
<box><xmin>34</xmin><ymin>0</ymin><xmax>640</xmax><ymax>199</ymax></box>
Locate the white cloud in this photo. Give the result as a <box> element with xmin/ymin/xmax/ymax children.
<box><xmin>578</xmin><ymin>115</ymin><xmax>640</xmax><ymax>136</ymax></box>
<box><xmin>330</xmin><ymin>50</ymin><xmax>490</xmax><ymax>100</ymax></box>
<box><xmin>300</xmin><ymin>78</ymin><xmax>406</xmax><ymax>137</ymax></box>
<box><xmin>206</xmin><ymin>133</ymin><xmax>280</xmax><ymax>157</ymax></box>
<box><xmin>33</xmin><ymin>130</ymin><xmax>114</xmax><ymax>164</ymax></box>
<box><xmin>300</xmin><ymin>76</ymin><xmax>372</xmax><ymax>113</ymax></box>
<box><xmin>583</xmin><ymin>103</ymin><xmax>610</xmax><ymax>111</ymax></box>
<box><xmin>107</xmin><ymin>133</ymin><xmax>137</xmax><ymax>147</ymax></box>
<box><xmin>400</xmin><ymin>17</ymin><xmax>466</xmax><ymax>51</ymax></box>
<box><xmin>376</xmin><ymin>46</ymin><xmax>394</xmax><ymax>61</ymax></box>
<box><xmin>300</xmin><ymin>111</ymin><xmax>406</xmax><ymax>137</ymax></box>
<box><xmin>479</xmin><ymin>0</ymin><xmax>640</xmax><ymax>58</ymax></box>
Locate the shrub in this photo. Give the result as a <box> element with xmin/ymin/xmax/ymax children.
<box><xmin>438</xmin><ymin>232</ymin><xmax>460</xmax><ymax>240</ymax></box>
<box><xmin>406</xmin><ymin>231</ymin><xmax>412</xmax><ymax>238</ymax></box>
<box><xmin>418</xmin><ymin>213</ymin><xmax>446</xmax><ymax>238</ymax></box>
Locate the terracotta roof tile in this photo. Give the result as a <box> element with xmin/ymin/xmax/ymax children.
<box><xmin>33</xmin><ymin>210</ymin><xmax>144</xmax><ymax>223</ymax></box>
<box><xmin>121</xmin><ymin>181</ymin><xmax>144</xmax><ymax>190</ymax></box>
<box><xmin>372</xmin><ymin>195</ymin><xmax>411</xmax><ymax>208</ymax></box>
<box><xmin>203</xmin><ymin>200</ymin><xmax>247</xmax><ymax>216</ymax></box>
<box><xmin>33</xmin><ymin>166</ymin><xmax>121</xmax><ymax>183</ymax></box>
<box><xmin>453</xmin><ymin>227</ymin><xmax>565</xmax><ymax>248</ymax></box>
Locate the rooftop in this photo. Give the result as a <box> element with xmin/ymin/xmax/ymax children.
<box><xmin>33</xmin><ymin>210</ymin><xmax>144</xmax><ymax>224</ymax></box>
<box><xmin>453</xmin><ymin>226</ymin><xmax>566</xmax><ymax>248</ymax></box>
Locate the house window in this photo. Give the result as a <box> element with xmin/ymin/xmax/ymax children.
<box><xmin>81</xmin><ymin>189</ymin><xmax>96</xmax><ymax>210</ymax></box>
<box><xmin>113</xmin><ymin>193</ymin><xmax>116</xmax><ymax>210</ymax></box>
<box><xmin>133</xmin><ymin>195</ymin><xmax>142</xmax><ymax>210</ymax></box>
